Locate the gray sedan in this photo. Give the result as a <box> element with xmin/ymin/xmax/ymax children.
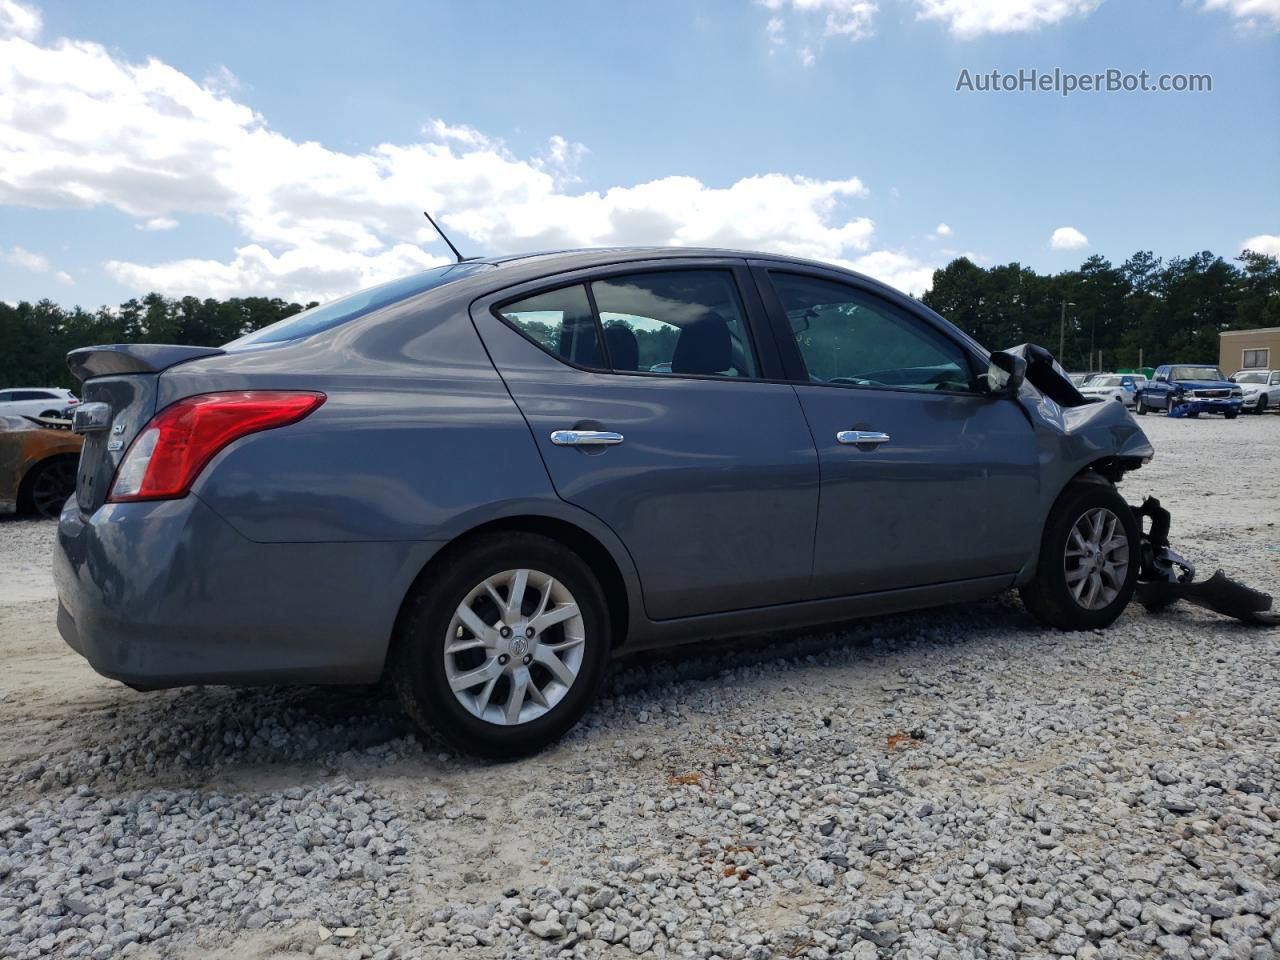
<box><xmin>54</xmin><ymin>248</ymin><xmax>1152</xmax><ymax>757</ymax></box>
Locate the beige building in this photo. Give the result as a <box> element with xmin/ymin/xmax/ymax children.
<box><xmin>1219</xmin><ymin>327</ymin><xmax>1280</xmax><ymax>375</ymax></box>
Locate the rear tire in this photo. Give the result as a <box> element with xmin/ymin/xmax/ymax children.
<box><xmin>390</xmin><ymin>532</ymin><xmax>611</xmax><ymax>759</ymax></box>
<box><xmin>1135</xmin><ymin>397</ymin><xmax>1148</xmax><ymax>415</ymax></box>
<box><xmin>1019</xmin><ymin>482</ymin><xmax>1139</xmax><ymax>631</ymax></box>
<box><xmin>18</xmin><ymin>456</ymin><xmax>78</xmax><ymax>518</ymax></box>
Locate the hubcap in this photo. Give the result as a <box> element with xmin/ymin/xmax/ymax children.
<box><xmin>443</xmin><ymin>568</ymin><xmax>585</xmax><ymax>726</ymax></box>
<box><xmin>1063</xmin><ymin>507</ymin><xmax>1129</xmax><ymax>611</ymax></box>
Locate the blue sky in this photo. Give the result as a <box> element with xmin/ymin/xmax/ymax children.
<box><xmin>0</xmin><ymin>0</ymin><xmax>1277</xmax><ymax>307</ymax></box>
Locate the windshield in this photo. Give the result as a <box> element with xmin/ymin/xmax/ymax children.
<box><xmin>1090</xmin><ymin>376</ymin><xmax>1121</xmax><ymax>387</ymax></box>
<box><xmin>226</xmin><ymin>262</ymin><xmax>495</xmax><ymax>347</ymax></box>
<box><xmin>1170</xmin><ymin>366</ymin><xmax>1226</xmax><ymax>382</ymax></box>
<box><xmin>1234</xmin><ymin>371</ymin><xmax>1267</xmax><ymax>383</ymax></box>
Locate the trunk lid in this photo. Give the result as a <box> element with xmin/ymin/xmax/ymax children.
<box><xmin>66</xmin><ymin>344</ymin><xmax>224</xmax><ymax>512</ymax></box>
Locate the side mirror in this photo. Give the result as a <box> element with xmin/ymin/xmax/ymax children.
<box><xmin>1154</xmin><ymin>374</ymin><xmax>1167</xmax><ymax>382</ymax></box>
<box><xmin>1228</xmin><ymin>376</ymin><xmax>1237</xmax><ymax>383</ymax></box>
<box><xmin>985</xmin><ymin>351</ymin><xmax>1027</xmax><ymax>397</ymax></box>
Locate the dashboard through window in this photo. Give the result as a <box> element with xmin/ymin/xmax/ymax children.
<box><xmin>772</xmin><ymin>273</ymin><xmax>976</xmax><ymax>393</ymax></box>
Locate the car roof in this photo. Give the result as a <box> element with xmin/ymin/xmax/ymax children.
<box><xmin>471</xmin><ymin>245</ymin><xmax>891</xmax><ymax>289</ymax></box>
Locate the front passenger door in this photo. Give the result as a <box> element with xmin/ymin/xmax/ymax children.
<box><xmin>755</xmin><ymin>267</ymin><xmax>1040</xmax><ymax>598</ymax></box>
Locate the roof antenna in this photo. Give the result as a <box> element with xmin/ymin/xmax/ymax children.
<box><xmin>422</xmin><ymin>210</ymin><xmax>469</xmax><ymax>263</ymax></box>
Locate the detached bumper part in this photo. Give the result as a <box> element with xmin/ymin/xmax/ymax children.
<box><xmin>1132</xmin><ymin>496</ymin><xmax>1278</xmax><ymax>625</ymax></box>
<box><xmin>1166</xmin><ymin>398</ymin><xmax>1242</xmax><ymax>417</ymax></box>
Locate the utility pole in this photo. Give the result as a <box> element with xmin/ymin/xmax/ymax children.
<box><xmin>1059</xmin><ymin>301</ymin><xmax>1075</xmax><ymax>365</ymax></box>
<box><xmin>1090</xmin><ymin>315</ymin><xmax>1097</xmax><ymax>372</ymax></box>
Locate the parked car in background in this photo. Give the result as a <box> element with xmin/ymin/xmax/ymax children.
<box><xmin>1078</xmin><ymin>373</ymin><xmax>1146</xmax><ymax>408</ymax></box>
<box><xmin>1231</xmin><ymin>369</ymin><xmax>1280</xmax><ymax>414</ymax></box>
<box><xmin>0</xmin><ymin>414</ymin><xmax>83</xmax><ymax>517</ymax></box>
<box><xmin>1068</xmin><ymin>373</ymin><xmax>1091</xmax><ymax>386</ymax></box>
<box><xmin>0</xmin><ymin>388</ymin><xmax>79</xmax><ymax>419</ymax></box>
<box><xmin>55</xmin><ymin>247</ymin><xmax>1155</xmax><ymax>757</ymax></box>
<box><xmin>1136</xmin><ymin>365</ymin><xmax>1243</xmax><ymax>418</ymax></box>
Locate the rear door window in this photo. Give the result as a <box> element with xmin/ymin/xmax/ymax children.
<box><xmin>589</xmin><ymin>270</ymin><xmax>758</xmax><ymax>378</ymax></box>
<box><xmin>496</xmin><ymin>284</ymin><xmax>604</xmax><ymax>368</ymax></box>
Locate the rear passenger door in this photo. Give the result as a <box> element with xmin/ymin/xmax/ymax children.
<box><xmin>470</xmin><ymin>260</ymin><xmax>820</xmax><ymax>620</ymax></box>
<box><xmin>753</xmin><ymin>264</ymin><xmax>1040</xmax><ymax>598</ymax></box>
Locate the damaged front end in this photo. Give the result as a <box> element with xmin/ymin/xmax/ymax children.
<box><xmin>1001</xmin><ymin>343</ymin><xmax>1277</xmax><ymax>627</ymax></box>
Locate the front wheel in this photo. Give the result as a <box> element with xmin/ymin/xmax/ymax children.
<box><xmin>1135</xmin><ymin>396</ymin><xmax>1148</xmax><ymax>415</ymax></box>
<box><xmin>1019</xmin><ymin>482</ymin><xmax>1139</xmax><ymax>631</ymax></box>
<box><xmin>1258</xmin><ymin>396</ymin><xmax>1268</xmax><ymax>415</ymax></box>
<box><xmin>390</xmin><ymin>532</ymin><xmax>611</xmax><ymax>759</ymax></box>
<box><xmin>1225</xmin><ymin>411</ymin><xmax>1238</xmax><ymax>420</ymax></box>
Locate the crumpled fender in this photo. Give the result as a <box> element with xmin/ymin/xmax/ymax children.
<box><xmin>1002</xmin><ymin>345</ymin><xmax>1154</xmax><ymax>585</ymax></box>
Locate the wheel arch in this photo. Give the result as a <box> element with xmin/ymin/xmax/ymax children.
<box><xmin>1015</xmin><ymin>457</ymin><xmax>1141</xmax><ymax>586</ymax></box>
<box><xmin>385</xmin><ymin>512</ymin><xmax>638</xmax><ymax>678</ymax></box>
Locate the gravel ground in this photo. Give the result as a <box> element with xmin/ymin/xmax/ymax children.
<box><xmin>1</xmin><ymin>413</ymin><xmax>1277</xmax><ymax>960</ymax></box>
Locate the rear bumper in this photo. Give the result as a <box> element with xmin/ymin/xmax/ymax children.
<box><xmin>54</xmin><ymin>495</ymin><xmax>442</xmax><ymax>689</ymax></box>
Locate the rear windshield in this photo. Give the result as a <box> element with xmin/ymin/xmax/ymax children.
<box><xmin>1170</xmin><ymin>366</ymin><xmax>1225</xmax><ymax>381</ymax></box>
<box><xmin>226</xmin><ymin>262</ymin><xmax>494</xmax><ymax>347</ymax></box>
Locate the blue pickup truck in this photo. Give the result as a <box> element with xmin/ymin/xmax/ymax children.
<box><xmin>1135</xmin><ymin>364</ymin><xmax>1243</xmax><ymax>418</ymax></box>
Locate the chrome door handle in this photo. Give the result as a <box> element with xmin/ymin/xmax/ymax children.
<box><xmin>837</xmin><ymin>430</ymin><xmax>890</xmax><ymax>445</ymax></box>
<box><xmin>550</xmin><ymin>430</ymin><xmax>624</xmax><ymax>446</ymax></box>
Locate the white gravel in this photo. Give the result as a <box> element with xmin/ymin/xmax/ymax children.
<box><xmin>1</xmin><ymin>413</ymin><xmax>1278</xmax><ymax>960</ymax></box>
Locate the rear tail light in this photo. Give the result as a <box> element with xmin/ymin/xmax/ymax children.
<box><xmin>107</xmin><ymin>391</ymin><xmax>325</xmax><ymax>502</ymax></box>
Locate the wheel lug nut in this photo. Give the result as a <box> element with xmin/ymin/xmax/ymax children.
<box><xmin>525</xmin><ymin>627</ymin><xmax>535</xmax><ymax>638</ymax></box>
<box><xmin>523</xmin><ymin>655</ymin><xmax>532</xmax><ymax>665</ymax></box>
<box><xmin>499</xmin><ymin>626</ymin><xmax>512</xmax><ymax>638</ymax></box>
<box><xmin>498</xmin><ymin>654</ymin><xmax>509</xmax><ymax>665</ymax></box>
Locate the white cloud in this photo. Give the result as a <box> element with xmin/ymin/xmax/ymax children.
<box><xmin>935</xmin><ymin>222</ymin><xmax>953</xmax><ymax>236</ymax></box>
<box><xmin>759</xmin><ymin>0</ymin><xmax>878</xmax><ymax>61</ymax></box>
<box><xmin>0</xmin><ymin>13</ymin><xmax>929</xmax><ymax>303</ymax></box>
<box><xmin>54</xmin><ymin>269</ymin><xmax>72</xmax><ymax>285</ymax></box>
<box><xmin>842</xmin><ymin>250</ymin><xmax>939</xmax><ymax>296</ymax></box>
<box><xmin>1050</xmin><ymin>226</ymin><xmax>1089</xmax><ymax>250</ymax></box>
<box><xmin>1241</xmin><ymin>233</ymin><xmax>1280</xmax><ymax>257</ymax></box>
<box><xmin>1201</xmin><ymin>0</ymin><xmax>1280</xmax><ymax>28</ymax></box>
<box><xmin>914</xmin><ymin>0</ymin><xmax>1102</xmax><ymax>37</ymax></box>
<box><xmin>0</xmin><ymin>0</ymin><xmax>40</xmax><ymax>40</ymax></box>
<box><xmin>2</xmin><ymin>245</ymin><xmax>50</xmax><ymax>271</ymax></box>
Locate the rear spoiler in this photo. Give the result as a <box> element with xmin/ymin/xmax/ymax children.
<box><xmin>66</xmin><ymin>344</ymin><xmax>225</xmax><ymax>383</ymax></box>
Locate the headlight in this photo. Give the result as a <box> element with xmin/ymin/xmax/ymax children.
<box><xmin>1231</xmin><ymin>387</ymin><xmax>1243</xmax><ymax>397</ymax></box>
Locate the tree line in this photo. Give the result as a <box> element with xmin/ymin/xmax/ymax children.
<box><xmin>3</xmin><ymin>248</ymin><xmax>1277</xmax><ymax>389</ymax></box>
<box><xmin>922</xmin><ymin>249</ymin><xmax>1280</xmax><ymax>372</ymax></box>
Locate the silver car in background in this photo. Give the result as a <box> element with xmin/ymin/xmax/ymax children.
<box><xmin>1232</xmin><ymin>370</ymin><xmax>1280</xmax><ymax>414</ymax></box>
<box><xmin>1079</xmin><ymin>373</ymin><xmax>1146</xmax><ymax>408</ymax></box>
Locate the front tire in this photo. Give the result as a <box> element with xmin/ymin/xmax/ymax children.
<box><xmin>391</xmin><ymin>532</ymin><xmax>611</xmax><ymax>759</ymax></box>
<box><xmin>1258</xmin><ymin>396</ymin><xmax>1269</xmax><ymax>415</ymax></box>
<box><xmin>1019</xmin><ymin>482</ymin><xmax>1139</xmax><ymax>631</ymax></box>
<box><xmin>1225</xmin><ymin>411</ymin><xmax>1238</xmax><ymax>420</ymax></box>
<box><xmin>1135</xmin><ymin>396</ymin><xmax>1148</xmax><ymax>415</ymax></box>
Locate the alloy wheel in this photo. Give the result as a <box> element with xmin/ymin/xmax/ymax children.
<box><xmin>443</xmin><ymin>568</ymin><xmax>586</xmax><ymax>725</ymax></box>
<box><xmin>1063</xmin><ymin>507</ymin><xmax>1129</xmax><ymax>611</ymax></box>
